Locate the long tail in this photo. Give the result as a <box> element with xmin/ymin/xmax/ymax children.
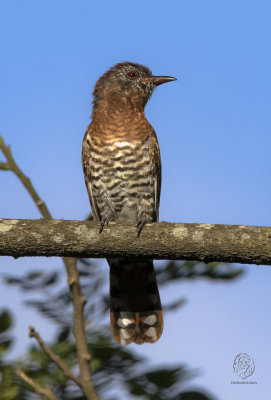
<box><xmin>108</xmin><ymin>258</ymin><xmax>163</xmax><ymax>345</ymax></box>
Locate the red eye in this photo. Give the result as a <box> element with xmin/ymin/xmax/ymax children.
<box><xmin>127</xmin><ymin>71</ymin><xmax>137</xmax><ymax>78</ymax></box>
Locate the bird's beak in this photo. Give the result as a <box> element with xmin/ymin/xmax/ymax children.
<box><xmin>150</xmin><ymin>75</ymin><xmax>177</xmax><ymax>86</ymax></box>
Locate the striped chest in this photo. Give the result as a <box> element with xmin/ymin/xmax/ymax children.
<box><xmin>85</xmin><ymin>134</ymin><xmax>154</xmax><ymax>222</ymax></box>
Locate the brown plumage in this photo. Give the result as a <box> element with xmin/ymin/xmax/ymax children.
<box><xmin>82</xmin><ymin>62</ymin><xmax>176</xmax><ymax>345</ymax></box>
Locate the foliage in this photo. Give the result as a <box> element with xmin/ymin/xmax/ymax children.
<box><xmin>0</xmin><ymin>260</ymin><xmax>243</xmax><ymax>399</ymax></box>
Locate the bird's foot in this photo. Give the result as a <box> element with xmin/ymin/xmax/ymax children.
<box><xmin>136</xmin><ymin>215</ymin><xmax>152</xmax><ymax>237</ymax></box>
<box><xmin>99</xmin><ymin>211</ymin><xmax>114</xmax><ymax>234</ymax></box>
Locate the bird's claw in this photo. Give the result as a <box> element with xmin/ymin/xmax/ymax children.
<box><xmin>99</xmin><ymin>214</ymin><xmax>113</xmax><ymax>234</ymax></box>
<box><xmin>137</xmin><ymin>220</ymin><xmax>146</xmax><ymax>237</ymax></box>
<box><xmin>99</xmin><ymin>220</ymin><xmax>105</xmax><ymax>234</ymax></box>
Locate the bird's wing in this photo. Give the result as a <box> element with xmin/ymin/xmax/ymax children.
<box><xmin>149</xmin><ymin>130</ymin><xmax>161</xmax><ymax>222</ymax></box>
<box><xmin>82</xmin><ymin>129</ymin><xmax>101</xmax><ymax>221</ymax></box>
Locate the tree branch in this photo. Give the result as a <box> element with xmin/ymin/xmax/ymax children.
<box><xmin>0</xmin><ymin>161</ymin><xmax>10</xmax><ymax>170</ymax></box>
<box><xmin>63</xmin><ymin>257</ymin><xmax>99</xmax><ymax>399</ymax></box>
<box><xmin>0</xmin><ymin>134</ymin><xmax>51</xmax><ymax>218</ymax></box>
<box><xmin>15</xmin><ymin>370</ymin><xmax>60</xmax><ymax>400</ymax></box>
<box><xmin>0</xmin><ymin>134</ymin><xmax>99</xmax><ymax>400</ymax></box>
<box><xmin>28</xmin><ymin>326</ymin><xmax>82</xmax><ymax>388</ymax></box>
<box><xmin>0</xmin><ymin>218</ymin><xmax>270</xmax><ymax>265</ymax></box>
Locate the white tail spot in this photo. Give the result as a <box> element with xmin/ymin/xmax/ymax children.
<box><xmin>145</xmin><ymin>327</ymin><xmax>156</xmax><ymax>338</ymax></box>
<box><xmin>143</xmin><ymin>315</ymin><xmax>157</xmax><ymax>326</ymax></box>
<box><xmin>120</xmin><ymin>328</ymin><xmax>134</xmax><ymax>339</ymax></box>
<box><xmin>117</xmin><ymin>317</ymin><xmax>135</xmax><ymax>327</ymax></box>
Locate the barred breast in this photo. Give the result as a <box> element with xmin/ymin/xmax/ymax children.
<box><xmin>84</xmin><ymin>133</ymin><xmax>155</xmax><ymax>224</ymax></box>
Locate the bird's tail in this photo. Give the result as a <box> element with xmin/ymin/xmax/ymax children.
<box><xmin>108</xmin><ymin>258</ymin><xmax>163</xmax><ymax>345</ymax></box>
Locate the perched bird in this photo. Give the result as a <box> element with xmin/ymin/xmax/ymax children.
<box><xmin>82</xmin><ymin>62</ymin><xmax>176</xmax><ymax>345</ymax></box>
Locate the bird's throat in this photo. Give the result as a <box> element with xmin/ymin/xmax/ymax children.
<box><xmin>91</xmin><ymin>100</ymin><xmax>152</xmax><ymax>141</ymax></box>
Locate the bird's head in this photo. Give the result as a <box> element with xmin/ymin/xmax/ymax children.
<box><xmin>92</xmin><ymin>62</ymin><xmax>177</xmax><ymax>111</ymax></box>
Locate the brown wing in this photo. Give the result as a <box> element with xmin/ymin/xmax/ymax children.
<box><xmin>149</xmin><ymin>130</ymin><xmax>161</xmax><ymax>222</ymax></box>
<box><xmin>82</xmin><ymin>127</ymin><xmax>101</xmax><ymax>221</ymax></box>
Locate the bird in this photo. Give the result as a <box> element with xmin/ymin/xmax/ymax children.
<box><xmin>82</xmin><ymin>62</ymin><xmax>176</xmax><ymax>345</ymax></box>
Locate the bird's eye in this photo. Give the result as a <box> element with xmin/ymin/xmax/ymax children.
<box><xmin>127</xmin><ymin>71</ymin><xmax>137</xmax><ymax>78</ymax></box>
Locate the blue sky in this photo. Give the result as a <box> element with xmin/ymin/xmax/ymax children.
<box><xmin>0</xmin><ymin>0</ymin><xmax>271</xmax><ymax>398</ymax></box>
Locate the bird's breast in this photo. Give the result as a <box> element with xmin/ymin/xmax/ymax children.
<box><xmin>88</xmin><ymin>134</ymin><xmax>154</xmax><ymax>222</ymax></box>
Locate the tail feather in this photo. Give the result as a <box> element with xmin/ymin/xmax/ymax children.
<box><xmin>110</xmin><ymin>310</ymin><xmax>163</xmax><ymax>345</ymax></box>
<box><xmin>108</xmin><ymin>258</ymin><xmax>163</xmax><ymax>345</ymax></box>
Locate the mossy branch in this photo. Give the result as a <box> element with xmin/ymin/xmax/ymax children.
<box><xmin>0</xmin><ymin>218</ymin><xmax>271</xmax><ymax>265</ymax></box>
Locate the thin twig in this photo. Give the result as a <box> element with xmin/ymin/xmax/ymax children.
<box><xmin>0</xmin><ymin>161</ymin><xmax>10</xmax><ymax>170</ymax></box>
<box><xmin>0</xmin><ymin>134</ymin><xmax>51</xmax><ymax>218</ymax></box>
<box><xmin>1</xmin><ymin>134</ymin><xmax>99</xmax><ymax>400</ymax></box>
<box><xmin>15</xmin><ymin>370</ymin><xmax>60</xmax><ymax>400</ymax></box>
<box><xmin>28</xmin><ymin>326</ymin><xmax>82</xmax><ymax>388</ymax></box>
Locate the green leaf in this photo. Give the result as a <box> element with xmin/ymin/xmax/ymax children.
<box><xmin>145</xmin><ymin>368</ymin><xmax>181</xmax><ymax>388</ymax></box>
<box><xmin>0</xmin><ymin>310</ymin><xmax>12</xmax><ymax>333</ymax></box>
<box><xmin>0</xmin><ymin>339</ymin><xmax>12</xmax><ymax>355</ymax></box>
<box><xmin>43</xmin><ymin>272</ymin><xmax>59</xmax><ymax>286</ymax></box>
<box><xmin>57</xmin><ymin>327</ymin><xmax>70</xmax><ymax>343</ymax></box>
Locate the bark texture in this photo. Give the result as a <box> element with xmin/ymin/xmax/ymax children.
<box><xmin>1</xmin><ymin>218</ymin><xmax>271</xmax><ymax>265</ymax></box>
